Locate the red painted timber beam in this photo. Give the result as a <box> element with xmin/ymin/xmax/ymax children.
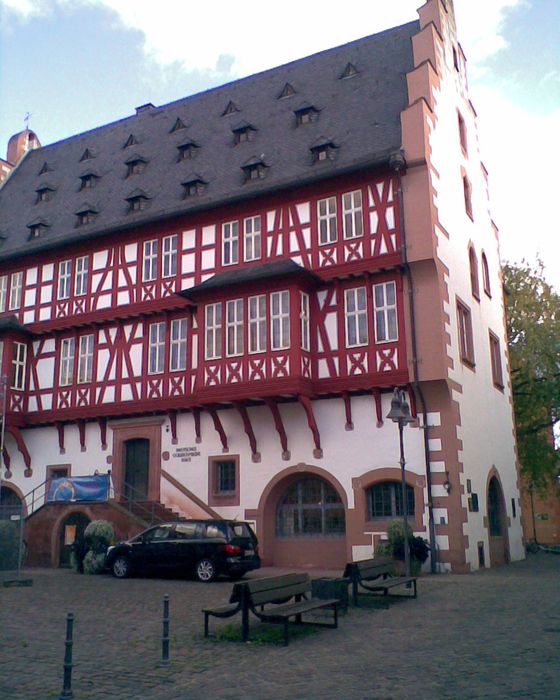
<box><xmin>298</xmin><ymin>395</ymin><xmax>322</xmax><ymax>458</ymax></box>
<box><xmin>235</xmin><ymin>403</ymin><xmax>260</xmax><ymax>462</ymax></box>
<box><xmin>264</xmin><ymin>398</ymin><xmax>290</xmax><ymax>460</ymax></box>
<box><xmin>208</xmin><ymin>408</ymin><xmax>228</xmax><ymax>452</ymax></box>
<box><xmin>7</xmin><ymin>426</ymin><xmax>32</xmax><ymax>475</ymax></box>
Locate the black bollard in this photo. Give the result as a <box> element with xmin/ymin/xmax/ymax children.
<box><xmin>59</xmin><ymin>612</ymin><xmax>74</xmax><ymax>699</ymax></box>
<box><xmin>161</xmin><ymin>594</ymin><xmax>170</xmax><ymax>667</ymax></box>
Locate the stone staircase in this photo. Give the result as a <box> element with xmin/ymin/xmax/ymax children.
<box><xmin>117</xmin><ymin>499</ymin><xmax>186</xmax><ymax>525</ymax></box>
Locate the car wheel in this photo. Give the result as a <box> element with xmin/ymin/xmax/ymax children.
<box><xmin>196</xmin><ymin>558</ymin><xmax>217</xmax><ymax>582</ymax></box>
<box><xmin>112</xmin><ymin>555</ymin><xmax>131</xmax><ymax>579</ymax></box>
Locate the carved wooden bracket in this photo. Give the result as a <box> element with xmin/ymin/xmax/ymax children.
<box><xmin>208</xmin><ymin>408</ymin><xmax>228</xmax><ymax>452</ymax></box>
<box><xmin>372</xmin><ymin>388</ymin><xmax>383</xmax><ymax>427</ymax></box>
<box><xmin>97</xmin><ymin>417</ymin><xmax>107</xmax><ymax>450</ymax></box>
<box><xmin>56</xmin><ymin>421</ymin><xmax>65</xmax><ymax>454</ymax></box>
<box><xmin>265</xmin><ymin>398</ymin><xmax>290</xmax><ymax>460</ymax></box>
<box><xmin>342</xmin><ymin>392</ymin><xmax>354</xmax><ymax>430</ymax></box>
<box><xmin>7</xmin><ymin>426</ymin><xmax>32</xmax><ymax>475</ymax></box>
<box><xmin>235</xmin><ymin>403</ymin><xmax>260</xmax><ymax>462</ymax></box>
<box><xmin>298</xmin><ymin>395</ymin><xmax>322</xmax><ymax>458</ymax></box>
<box><xmin>77</xmin><ymin>420</ymin><xmax>86</xmax><ymax>452</ymax></box>
<box><xmin>167</xmin><ymin>409</ymin><xmax>178</xmax><ymax>444</ymax></box>
<box><xmin>192</xmin><ymin>407</ymin><xmax>202</xmax><ymax>444</ymax></box>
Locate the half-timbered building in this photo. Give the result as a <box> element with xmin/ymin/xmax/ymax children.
<box><xmin>0</xmin><ymin>0</ymin><xmax>524</xmax><ymax>572</ymax></box>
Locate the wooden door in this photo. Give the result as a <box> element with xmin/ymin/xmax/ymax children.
<box><xmin>124</xmin><ymin>438</ymin><xmax>150</xmax><ymax>501</ymax></box>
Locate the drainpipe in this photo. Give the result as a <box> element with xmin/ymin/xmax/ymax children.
<box><xmin>390</xmin><ymin>152</ymin><xmax>438</xmax><ymax>573</ymax></box>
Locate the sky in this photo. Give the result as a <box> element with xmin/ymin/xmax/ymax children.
<box><xmin>1</xmin><ymin>0</ymin><xmax>559</xmax><ymax>290</ymax></box>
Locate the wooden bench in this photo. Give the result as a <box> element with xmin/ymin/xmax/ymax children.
<box><xmin>343</xmin><ymin>557</ymin><xmax>417</xmax><ymax>607</ymax></box>
<box><xmin>203</xmin><ymin>573</ymin><xmax>339</xmax><ymax>646</ymax></box>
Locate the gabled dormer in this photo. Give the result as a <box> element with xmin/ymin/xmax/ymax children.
<box><xmin>310</xmin><ymin>137</ymin><xmax>338</xmax><ymax>163</ymax></box>
<box><xmin>294</xmin><ymin>103</ymin><xmax>320</xmax><ymax>126</ymax></box>
<box><xmin>125</xmin><ymin>154</ymin><xmax>148</xmax><ymax>177</ymax></box>
<box><xmin>27</xmin><ymin>218</ymin><xmax>50</xmax><ymax>239</ymax></box>
<box><xmin>181</xmin><ymin>174</ymin><xmax>207</xmax><ymax>198</ymax></box>
<box><xmin>35</xmin><ymin>182</ymin><xmax>56</xmax><ymax>203</ymax></box>
<box><xmin>241</xmin><ymin>156</ymin><xmax>268</xmax><ymax>182</ymax></box>
<box><xmin>79</xmin><ymin>170</ymin><xmax>99</xmax><ymax>190</ymax></box>
<box><xmin>232</xmin><ymin>121</ymin><xmax>257</xmax><ymax>145</ymax></box>
<box><xmin>75</xmin><ymin>202</ymin><xmax>98</xmax><ymax>227</ymax></box>
<box><xmin>125</xmin><ymin>188</ymin><xmax>150</xmax><ymax>212</ymax></box>
<box><xmin>176</xmin><ymin>139</ymin><xmax>199</xmax><ymax>161</ymax></box>
<box><xmin>170</xmin><ymin>117</ymin><xmax>187</xmax><ymax>133</ymax></box>
<box><xmin>222</xmin><ymin>100</ymin><xmax>240</xmax><ymax>117</ymax></box>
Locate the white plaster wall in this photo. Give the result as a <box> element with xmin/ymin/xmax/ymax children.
<box><xmin>427</xmin><ymin>47</ymin><xmax>524</xmax><ymax>568</ymax></box>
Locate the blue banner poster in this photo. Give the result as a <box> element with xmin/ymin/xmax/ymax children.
<box><xmin>48</xmin><ymin>475</ymin><xmax>110</xmax><ymax>502</ymax></box>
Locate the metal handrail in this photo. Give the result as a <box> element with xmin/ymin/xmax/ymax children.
<box><xmin>113</xmin><ymin>480</ymin><xmax>165</xmax><ymax>525</ymax></box>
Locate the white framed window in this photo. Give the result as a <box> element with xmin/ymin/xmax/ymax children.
<box><xmin>75</xmin><ymin>256</ymin><xmax>89</xmax><ymax>297</ymax></box>
<box><xmin>143</xmin><ymin>239</ymin><xmax>158</xmax><ymax>282</ymax></box>
<box><xmin>226</xmin><ymin>299</ymin><xmax>244</xmax><ymax>356</ymax></box>
<box><xmin>205</xmin><ymin>303</ymin><xmax>222</xmax><ymax>360</ymax></box>
<box><xmin>373</xmin><ymin>281</ymin><xmax>398</xmax><ymax>342</ymax></box>
<box><xmin>9</xmin><ymin>271</ymin><xmax>23</xmax><ymax>310</ymax></box>
<box><xmin>59</xmin><ymin>338</ymin><xmax>75</xmax><ymax>386</ymax></box>
<box><xmin>270</xmin><ymin>290</ymin><xmax>290</xmax><ymax>350</ymax></box>
<box><xmin>317</xmin><ymin>197</ymin><xmax>337</xmax><ymax>245</ymax></box>
<box><xmin>58</xmin><ymin>261</ymin><xmax>72</xmax><ymax>300</ymax></box>
<box><xmin>344</xmin><ymin>287</ymin><xmax>368</xmax><ymax>347</ymax></box>
<box><xmin>300</xmin><ymin>292</ymin><xmax>310</xmax><ymax>351</ymax></box>
<box><xmin>162</xmin><ymin>235</ymin><xmax>178</xmax><ymax>278</ymax></box>
<box><xmin>11</xmin><ymin>342</ymin><xmax>27</xmax><ymax>390</ymax></box>
<box><xmin>222</xmin><ymin>221</ymin><xmax>239</xmax><ymax>266</ymax></box>
<box><xmin>244</xmin><ymin>216</ymin><xmax>261</xmax><ymax>262</ymax></box>
<box><xmin>342</xmin><ymin>189</ymin><xmax>363</xmax><ymax>239</ymax></box>
<box><xmin>248</xmin><ymin>295</ymin><xmax>266</xmax><ymax>354</ymax></box>
<box><xmin>148</xmin><ymin>322</ymin><xmax>166</xmax><ymax>374</ymax></box>
<box><xmin>0</xmin><ymin>276</ymin><xmax>7</xmax><ymax>312</ymax></box>
<box><xmin>170</xmin><ymin>318</ymin><xmax>187</xmax><ymax>371</ymax></box>
<box><xmin>77</xmin><ymin>334</ymin><xmax>94</xmax><ymax>383</ymax></box>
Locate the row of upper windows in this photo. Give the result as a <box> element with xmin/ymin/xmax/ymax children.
<box><xmin>2</xmin><ymin>189</ymin><xmax>390</xmax><ymax>311</ymax></box>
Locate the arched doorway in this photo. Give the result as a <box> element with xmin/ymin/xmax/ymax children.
<box><xmin>58</xmin><ymin>512</ymin><xmax>90</xmax><ymax>568</ymax></box>
<box><xmin>124</xmin><ymin>438</ymin><xmax>150</xmax><ymax>501</ymax></box>
<box><xmin>267</xmin><ymin>473</ymin><xmax>346</xmax><ymax>569</ymax></box>
<box><xmin>0</xmin><ymin>485</ymin><xmax>24</xmax><ymax>510</ymax></box>
<box><xmin>487</xmin><ymin>476</ymin><xmax>509</xmax><ymax>567</ymax></box>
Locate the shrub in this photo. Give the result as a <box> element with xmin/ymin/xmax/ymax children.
<box><xmin>83</xmin><ymin>550</ymin><xmax>107</xmax><ymax>575</ymax></box>
<box><xmin>381</xmin><ymin>519</ymin><xmax>430</xmax><ymax>565</ymax></box>
<box><xmin>84</xmin><ymin>520</ymin><xmax>115</xmax><ymax>554</ymax></box>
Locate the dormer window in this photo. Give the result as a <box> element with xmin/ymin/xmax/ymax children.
<box><xmin>295</xmin><ymin>104</ymin><xmax>319</xmax><ymax>126</ymax></box>
<box><xmin>310</xmin><ymin>138</ymin><xmax>338</xmax><ymax>163</ymax></box>
<box><xmin>125</xmin><ymin>155</ymin><xmax>147</xmax><ymax>177</ymax></box>
<box><xmin>242</xmin><ymin>157</ymin><xmax>268</xmax><ymax>182</ymax></box>
<box><xmin>123</xmin><ymin>134</ymin><xmax>138</xmax><ymax>149</ymax></box>
<box><xmin>80</xmin><ymin>148</ymin><xmax>94</xmax><ymax>162</ymax></box>
<box><xmin>182</xmin><ymin>175</ymin><xmax>207</xmax><ymax>198</ymax></box>
<box><xmin>79</xmin><ymin>172</ymin><xmax>98</xmax><ymax>190</ymax></box>
<box><xmin>35</xmin><ymin>184</ymin><xmax>55</xmax><ymax>203</ymax></box>
<box><xmin>126</xmin><ymin>188</ymin><xmax>150</xmax><ymax>212</ymax></box>
<box><xmin>75</xmin><ymin>204</ymin><xmax>98</xmax><ymax>227</ymax></box>
<box><xmin>340</xmin><ymin>62</ymin><xmax>359</xmax><ymax>80</ymax></box>
<box><xmin>38</xmin><ymin>162</ymin><xmax>53</xmax><ymax>175</ymax></box>
<box><xmin>222</xmin><ymin>101</ymin><xmax>240</xmax><ymax>117</ymax></box>
<box><xmin>177</xmin><ymin>140</ymin><xmax>199</xmax><ymax>161</ymax></box>
<box><xmin>170</xmin><ymin>117</ymin><xmax>187</xmax><ymax>133</ymax></box>
<box><xmin>27</xmin><ymin>218</ymin><xmax>50</xmax><ymax>239</ymax></box>
<box><xmin>232</xmin><ymin>122</ymin><xmax>256</xmax><ymax>145</ymax></box>
<box><xmin>278</xmin><ymin>82</ymin><xmax>296</xmax><ymax>99</ymax></box>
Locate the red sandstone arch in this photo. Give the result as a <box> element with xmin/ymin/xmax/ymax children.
<box><xmin>246</xmin><ymin>464</ymin><xmax>348</xmax><ymax>569</ymax></box>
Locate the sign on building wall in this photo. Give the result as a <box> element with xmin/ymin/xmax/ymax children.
<box><xmin>48</xmin><ymin>475</ymin><xmax>110</xmax><ymax>502</ymax></box>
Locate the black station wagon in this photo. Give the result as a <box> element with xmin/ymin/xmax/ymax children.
<box><xmin>105</xmin><ymin>520</ymin><xmax>260</xmax><ymax>582</ymax></box>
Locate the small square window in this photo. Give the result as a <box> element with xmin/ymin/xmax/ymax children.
<box><xmin>208</xmin><ymin>455</ymin><xmax>240</xmax><ymax>506</ymax></box>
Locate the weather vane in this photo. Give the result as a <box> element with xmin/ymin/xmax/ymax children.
<box><xmin>24</xmin><ymin>112</ymin><xmax>31</xmax><ymax>130</ymax></box>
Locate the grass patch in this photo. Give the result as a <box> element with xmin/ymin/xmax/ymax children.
<box><xmin>210</xmin><ymin>622</ymin><xmax>318</xmax><ymax>646</ymax></box>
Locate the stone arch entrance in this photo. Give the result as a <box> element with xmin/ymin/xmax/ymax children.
<box><xmin>259</xmin><ymin>467</ymin><xmax>347</xmax><ymax>569</ymax></box>
<box><xmin>0</xmin><ymin>484</ymin><xmax>25</xmax><ymax>511</ymax></box>
<box><xmin>487</xmin><ymin>474</ymin><xmax>509</xmax><ymax>567</ymax></box>
<box><xmin>58</xmin><ymin>511</ymin><xmax>90</xmax><ymax>568</ymax></box>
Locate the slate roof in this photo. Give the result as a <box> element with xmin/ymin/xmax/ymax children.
<box><xmin>0</xmin><ymin>21</ymin><xmax>418</xmax><ymax>263</ymax></box>
<box><xmin>179</xmin><ymin>260</ymin><xmax>322</xmax><ymax>299</ymax></box>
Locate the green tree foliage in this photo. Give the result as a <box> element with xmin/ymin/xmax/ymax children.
<box><xmin>503</xmin><ymin>260</ymin><xmax>560</xmax><ymax>488</ymax></box>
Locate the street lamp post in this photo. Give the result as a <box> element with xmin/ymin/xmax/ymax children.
<box><xmin>387</xmin><ymin>387</ymin><xmax>415</xmax><ymax>578</ymax></box>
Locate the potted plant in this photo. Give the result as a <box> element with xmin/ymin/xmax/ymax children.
<box><xmin>377</xmin><ymin>520</ymin><xmax>430</xmax><ymax>576</ymax></box>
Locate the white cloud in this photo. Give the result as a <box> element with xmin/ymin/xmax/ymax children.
<box><xmin>473</xmin><ymin>84</ymin><xmax>560</xmax><ymax>288</ymax></box>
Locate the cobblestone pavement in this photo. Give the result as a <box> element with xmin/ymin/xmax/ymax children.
<box><xmin>0</xmin><ymin>554</ymin><xmax>559</xmax><ymax>700</ymax></box>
